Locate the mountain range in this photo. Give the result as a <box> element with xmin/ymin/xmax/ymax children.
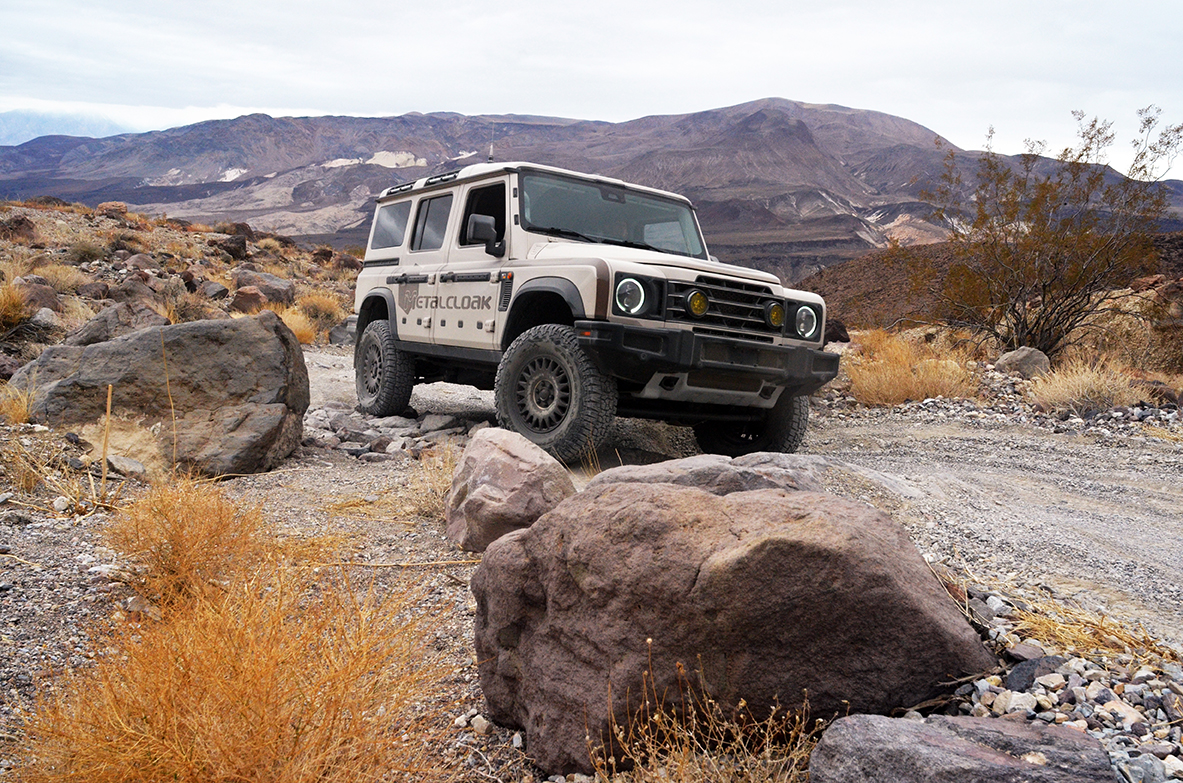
<box><xmin>2</xmin><ymin>98</ymin><xmax>1180</xmax><ymax>282</ymax></box>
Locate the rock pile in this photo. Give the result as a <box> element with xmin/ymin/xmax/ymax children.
<box><xmin>301</xmin><ymin>402</ymin><xmax>491</xmax><ymax>461</ymax></box>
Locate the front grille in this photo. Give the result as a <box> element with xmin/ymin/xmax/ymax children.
<box><xmin>666</xmin><ymin>275</ymin><xmax>781</xmax><ymax>340</ymax></box>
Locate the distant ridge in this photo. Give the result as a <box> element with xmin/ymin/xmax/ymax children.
<box><xmin>1</xmin><ymin>99</ymin><xmax>1178</xmax><ymax>282</ymax></box>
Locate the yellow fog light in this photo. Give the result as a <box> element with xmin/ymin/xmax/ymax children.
<box><xmin>686</xmin><ymin>289</ymin><xmax>709</xmax><ymax>317</ymax></box>
<box><xmin>764</xmin><ymin>301</ymin><xmax>786</xmax><ymax>330</ymax></box>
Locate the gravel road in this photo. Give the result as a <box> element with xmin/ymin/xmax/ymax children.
<box><xmin>307</xmin><ymin>348</ymin><xmax>1183</xmax><ymax>649</ymax></box>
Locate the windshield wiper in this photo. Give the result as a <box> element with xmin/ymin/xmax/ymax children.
<box><xmin>530</xmin><ymin>225</ymin><xmax>595</xmax><ymax>243</ymax></box>
<box><xmin>600</xmin><ymin>237</ymin><xmax>666</xmax><ymax>253</ymax></box>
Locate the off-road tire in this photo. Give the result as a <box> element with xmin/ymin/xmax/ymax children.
<box><xmin>354</xmin><ymin>319</ymin><xmax>414</xmax><ymax>416</ymax></box>
<box><xmin>495</xmin><ymin>324</ymin><xmax>617</xmax><ymax>463</ymax></box>
<box><xmin>693</xmin><ymin>394</ymin><xmax>809</xmax><ymax>456</ymax></box>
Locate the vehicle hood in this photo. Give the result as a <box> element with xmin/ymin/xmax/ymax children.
<box><xmin>525</xmin><ymin>240</ymin><xmax>783</xmax><ymax>287</ymax></box>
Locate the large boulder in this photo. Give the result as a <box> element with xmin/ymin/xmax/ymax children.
<box><xmin>472</xmin><ymin>478</ymin><xmax>996</xmax><ymax>775</ymax></box>
<box><xmin>586</xmin><ymin>452</ymin><xmax>824</xmax><ymax>495</ymax></box>
<box><xmin>10</xmin><ymin>310</ymin><xmax>308</xmax><ymax>476</ymax></box>
<box><xmin>995</xmin><ymin>347</ymin><xmax>1050</xmax><ymax>379</ymax></box>
<box><xmin>445</xmin><ymin>428</ymin><xmax>576</xmax><ymax>552</ymax></box>
<box><xmin>233</xmin><ymin>269</ymin><xmax>294</xmax><ymax>304</ymax></box>
<box><xmin>809</xmin><ymin>714</ymin><xmax>1115</xmax><ymax>782</ymax></box>
<box><xmin>65</xmin><ymin>300</ymin><xmax>170</xmax><ymax>347</ymax></box>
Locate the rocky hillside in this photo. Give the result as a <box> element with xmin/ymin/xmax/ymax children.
<box><xmin>0</xmin><ymin>99</ymin><xmax>963</xmax><ymax>281</ymax></box>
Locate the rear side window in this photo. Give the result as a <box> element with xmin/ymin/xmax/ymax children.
<box><xmin>371</xmin><ymin>201</ymin><xmax>411</xmax><ymax>250</ymax></box>
<box><xmin>411</xmin><ymin>194</ymin><xmax>453</xmax><ymax>251</ymax></box>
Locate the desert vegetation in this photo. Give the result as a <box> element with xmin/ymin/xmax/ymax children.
<box><xmin>920</xmin><ymin>107</ymin><xmax>1183</xmax><ymax>359</ymax></box>
<box><xmin>17</xmin><ymin>480</ymin><xmax>455</xmax><ymax>783</ymax></box>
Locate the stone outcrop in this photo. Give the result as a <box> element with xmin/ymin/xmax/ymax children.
<box><xmin>445</xmin><ymin>428</ymin><xmax>576</xmax><ymax>552</ymax></box>
<box><xmin>10</xmin><ymin>310</ymin><xmax>307</xmax><ymax>476</ymax></box>
<box><xmin>809</xmin><ymin>714</ymin><xmax>1115</xmax><ymax>782</ymax></box>
<box><xmin>64</xmin><ymin>300</ymin><xmax>170</xmax><ymax>347</ymax></box>
<box><xmin>472</xmin><ymin>471</ymin><xmax>996</xmax><ymax>774</ymax></box>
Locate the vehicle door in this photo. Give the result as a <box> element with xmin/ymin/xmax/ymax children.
<box><xmin>433</xmin><ymin>179</ymin><xmax>507</xmax><ymax>350</ymax></box>
<box><xmin>391</xmin><ymin>191</ymin><xmax>454</xmax><ymax>345</ymax></box>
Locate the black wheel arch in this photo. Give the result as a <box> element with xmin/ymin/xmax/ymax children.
<box><xmin>356</xmin><ymin>290</ymin><xmax>397</xmax><ymax>344</ymax></box>
<box><xmin>501</xmin><ymin>278</ymin><xmax>585</xmax><ymax>350</ymax></box>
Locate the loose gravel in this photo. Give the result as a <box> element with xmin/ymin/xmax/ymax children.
<box><xmin>2</xmin><ymin>347</ymin><xmax>1181</xmax><ymax>781</ymax></box>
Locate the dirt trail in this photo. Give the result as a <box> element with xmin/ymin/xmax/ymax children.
<box><xmin>809</xmin><ymin>414</ymin><xmax>1183</xmax><ymax>648</ymax></box>
<box><xmin>302</xmin><ymin>349</ymin><xmax>1183</xmax><ymax>649</ymax></box>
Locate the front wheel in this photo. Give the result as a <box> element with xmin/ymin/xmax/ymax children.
<box><xmin>494</xmin><ymin>324</ymin><xmax>617</xmax><ymax>463</ymax></box>
<box><xmin>354</xmin><ymin>319</ymin><xmax>414</xmax><ymax>416</ymax></box>
<box><xmin>693</xmin><ymin>394</ymin><xmax>809</xmax><ymax>457</ymax></box>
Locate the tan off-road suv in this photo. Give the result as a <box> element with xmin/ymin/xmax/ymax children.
<box><xmin>353</xmin><ymin>162</ymin><xmax>838</xmax><ymax>461</ymax></box>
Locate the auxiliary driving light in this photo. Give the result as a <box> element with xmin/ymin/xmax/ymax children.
<box><xmin>685</xmin><ymin>289</ymin><xmax>709</xmax><ymax>318</ymax></box>
<box><xmin>764</xmin><ymin>301</ymin><xmax>786</xmax><ymax>330</ymax></box>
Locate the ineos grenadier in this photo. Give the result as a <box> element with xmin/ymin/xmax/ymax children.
<box><xmin>353</xmin><ymin>162</ymin><xmax>838</xmax><ymax>461</ymax></box>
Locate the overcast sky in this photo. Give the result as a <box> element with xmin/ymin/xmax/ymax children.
<box><xmin>2</xmin><ymin>0</ymin><xmax>1181</xmax><ymax>171</ymax></box>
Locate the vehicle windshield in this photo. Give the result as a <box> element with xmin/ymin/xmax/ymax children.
<box><xmin>519</xmin><ymin>171</ymin><xmax>708</xmax><ymax>260</ymax></box>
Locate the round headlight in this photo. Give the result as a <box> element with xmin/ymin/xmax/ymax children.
<box><xmin>615</xmin><ymin>277</ymin><xmax>647</xmax><ymax>315</ymax></box>
<box><xmin>686</xmin><ymin>289</ymin><xmax>709</xmax><ymax>318</ymax></box>
<box><xmin>795</xmin><ymin>305</ymin><xmax>818</xmax><ymax>339</ymax></box>
<box><xmin>764</xmin><ymin>301</ymin><xmax>786</xmax><ymax>330</ymax></box>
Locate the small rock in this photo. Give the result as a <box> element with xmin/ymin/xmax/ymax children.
<box><xmin>52</xmin><ymin>496</ymin><xmax>71</xmax><ymax>513</ymax></box>
<box><xmin>1006</xmin><ymin>641</ymin><xmax>1046</xmax><ymax>661</ymax></box>
<box><xmin>470</xmin><ymin>715</ymin><xmax>493</xmax><ymax>735</ymax></box>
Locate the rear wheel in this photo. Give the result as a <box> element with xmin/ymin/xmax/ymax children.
<box><xmin>495</xmin><ymin>324</ymin><xmax>617</xmax><ymax>463</ymax></box>
<box><xmin>693</xmin><ymin>394</ymin><xmax>809</xmax><ymax>456</ymax></box>
<box><xmin>354</xmin><ymin>319</ymin><xmax>414</xmax><ymax>416</ymax></box>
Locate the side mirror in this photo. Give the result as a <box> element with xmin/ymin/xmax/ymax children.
<box><xmin>467</xmin><ymin>214</ymin><xmax>505</xmax><ymax>258</ymax></box>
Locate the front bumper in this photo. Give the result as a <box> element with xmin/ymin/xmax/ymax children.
<box><xmin>574</xmin><ymin>320</ymin><xmax>839</xmax><ymax>397</ymax></box>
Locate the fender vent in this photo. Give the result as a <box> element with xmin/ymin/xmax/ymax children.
<box><xmin>498</xmin><ymin>278</ymin><xmax>513</xmax><ymax>311</ymax></box>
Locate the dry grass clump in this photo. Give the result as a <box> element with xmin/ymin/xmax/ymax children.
<box><xmin>296</xmin><ymin>291</ymin><xmax>347</xmax><ymax>330</ymax></box>
<box><xmin>846</xmin><ymin>329</ymin><xmax>977</xmax><ymax>406</ymax></box>
<box><xmin>20</xmin><ymin>568</ymin><xmax>452</xmax><ymax>783</ymax></box>
<box><xmin>394</xmin><ymin>449</ymin><xmax>459</xmax><ymax>522</ymax></box>
<box><xmin>265</xmin><ymin>305</ymin><xmax>317</xmax><ymax>344</ymax></box>
<box><xmin>63</xmin><ymin>240</ymin><xmax>105</xmax><ymax>265</ymax></box>
<box><xmin>594</xmin><ymin>663</ymin><xmax>819</xmax><ymax>782</ymax></box>
<box><xmin>1011</xmin><ymin>601</ymin><xmax>1180</xmax><ymax>667</ymax></box>
<box><xmin>1027</xmin><ymin>360</ymin><xmax>1140</xmax><ymax>416</ymax></box>
<box><xmin>35</xmin><ymin>263</ymin><xmax>91</xmax><ymax>294</ymax></box>
<box><xmin>0</xmin><ymin>381</ymin><xmax>32</xmax><ymax>424</ymax></box>
<box><xmin>102</xmin><ymin>479</ymin><xmax>275</xmax><ymax>606</ymax></box>
<box><xmin>19</xmin><ymin>478</ymin><xmax>453</xmax><ymax>782</ymax></box>
<box><xmin>0</xmin><ymin>281</ymin><xmax>29</xmax><ymax>329</ymax></box>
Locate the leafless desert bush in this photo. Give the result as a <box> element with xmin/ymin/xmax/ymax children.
<box><xmin>593</xmin><ymin>658</ymin><xmax>820</xmax><ymax>783</ymax></box>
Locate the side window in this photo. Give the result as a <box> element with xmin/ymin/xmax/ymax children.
<box><xmin>459</xmin><ymin>183</ymin><xmax>506</xmax><ymax>245</ymax></box>
<box><xmin>411</xmin><ymin>194</ymin><xmax>453</xmax><ymax>251</ymax></box>
<box><xmin>370</xmin><ymin>201</ymin><xmax>411</xmax><ymax>250</ymax></box>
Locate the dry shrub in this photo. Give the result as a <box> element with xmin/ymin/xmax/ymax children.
<box><xmin>102</xmin><ymin>479</ymin><xmax>275</xmax><ymax>605</ymax></box>
<box><xmin>1027</xmin><ymin>360</ymin><xmax>1140</xmax><ymax>416</ymax></box>
<box><xmin>0</xmin><ymin>437</ymin><xmax>45</xmax><ymax>493</ymax></box>
<box><xmin>296</xmin><ymin>291</ymin><xmax>347</xmax><ymax>329</ymax></box>
<box><xmin>36</xmin><ymin>263</ymin><xmax>90</xmax><ymax>294</ymax></box>
<box><xmin>257</xmin><ymin>237</ymin><xmax>285</xmax><ymax>254</ymax></box>
<box><xmin>0</xmin><ymin>381</ymin><xmax>32</xmax><ymax>424</ymax></box>
<box><xmin>273</xmin><ymin>306</ymin><xmax>317</xmax><ymax>344</ymax></box>
<box><xmin>19</xmin><ymin>567</ymin><xmax>452</xmax><ymax>783</ymax></box>
<box><xmin>847</xmin><ymin>329</ymin><xmax>977</xmax><ymax>405</ymax></box>
<box><xmin>390</xmin><ymin>449</ymin><xmax>458</xmax><ymax>523</ymax></box>
<box><xmin>63</xmin><ymin>240</ymin><xmax>105</xmax><ymax>265</ymax></box>
<box><xmin>595</xmin><ymin>661</ymin><xmax>819</xmax><ymax>782</ymax></box>
<box><xmin>0</xmin><ymin>281</ymin><xmax>29</xmax><ymax>329</ymax></box>
<box><xmin>1011</xmin><ymin>601</ymin><xmax>1180</xmax><ymax>667</ymax></box>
